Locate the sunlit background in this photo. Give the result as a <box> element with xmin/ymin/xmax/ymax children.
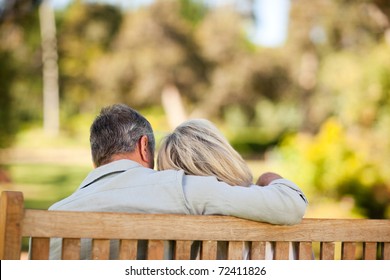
<box><xmin>1</xmin><ymin>0</ymin><xmax>390</xmax><ymax>223</ymax></box>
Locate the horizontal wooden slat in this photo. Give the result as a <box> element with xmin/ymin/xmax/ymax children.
<box><xmin>21</xmin><ymin>210</ymin><xmax>390</xmax><ymax>242</ymax></box>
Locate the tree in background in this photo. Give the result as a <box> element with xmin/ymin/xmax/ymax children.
<box><xmin>90</xmin><ymin>1</ymin><xmax>208</xmax><ymax>111</ymax></box>
<box><xmin>56</xmin><ymin>0</ymin><xmax>122</xmax><ymax>116</ymax></box>
<box><xmin>0</xmin><ymin>0</ymin><xmax>42</xmax><ymax>149</ymax></box>
<box><xmin>0</xmin><ymin>0</ymin><xmax>42</xmax><ymax>185</ymax></box>
<box><xmin>39</xmin><ymin>0</ymin><xmax>60</xmax><ymax>136</ymax></box>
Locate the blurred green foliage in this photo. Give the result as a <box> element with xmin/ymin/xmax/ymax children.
<box><xmin>270</xmin><ymin>119</ymin><xmax>390</xmax><ymax>218</ymax></box>
<box><xmin>7</xmin><ymin>163</ymin><xmax>91</xmax><ymax>209</ymax></box>
<box><xmin>0</xmin><ymin>2</ymin><xmax>42</xmax><ymax>148</ymax></box>
<box><xmin>1</xmin><ymin>0</ymin><xmax>390</xmax><ymax>218</ymax></box>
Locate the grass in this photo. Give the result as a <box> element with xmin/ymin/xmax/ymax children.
<box><xmin>0</xmin><ymin>161</ymin><xmax>92</xmax><ymax>254</ymax></box>
<box><xmin>1</xmin><ymin>163</ymin><xmax>91</xmax><ymax>209</ymax></box>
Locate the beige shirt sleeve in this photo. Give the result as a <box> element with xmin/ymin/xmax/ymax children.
<box><xmin>181</xmin><ymin>175</ymin><xmax>308</xmax><ymax>225</ymax></box>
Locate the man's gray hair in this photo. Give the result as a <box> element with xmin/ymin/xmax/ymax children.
<box><xmin>90</xmin><ymin>104</ymin><xmax>155</xmax><ymax>167</ymax></box>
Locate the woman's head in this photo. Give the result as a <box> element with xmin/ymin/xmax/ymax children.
<box><xmin>157</xmin><ymin>119</ymin><xmax>253</xmax><ymax>186</ymax></box>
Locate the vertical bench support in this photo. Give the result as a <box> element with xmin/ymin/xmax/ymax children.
<box><xmin>0</xmin><ymin>191</ymin><xmax>24</xmax><ymax>259</ymax></box>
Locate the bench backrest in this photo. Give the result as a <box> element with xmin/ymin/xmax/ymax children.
<box><xmin>1</xmin><ymin>191</ymin><xmax>389</xmax><ymax>260</ymax></box>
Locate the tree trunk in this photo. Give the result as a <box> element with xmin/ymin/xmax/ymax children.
<box><xmin>161</xmin><ymin>84</ymin><xmax>187</xmax><ymax>129</ymax></box>
<box><xmin>39</xmin><ymin>0</ymin><xmax>59</xmax><ymax>136</ymax></box>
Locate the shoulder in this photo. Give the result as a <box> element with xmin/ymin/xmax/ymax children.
<box><xmin>268</xmin><ymin>178</ymin><xmax>308</xmax><ymax>204</ymax></box>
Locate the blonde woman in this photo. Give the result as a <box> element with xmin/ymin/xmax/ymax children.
<box><xmin>158</xmin><ymin>119</ymin><xmax>254</xmax><ymax>187</ymax></box>
<box><xmin>157</xmin><ymin>119</ymin><xmax>304</xmax><ymax>259</ymax></box>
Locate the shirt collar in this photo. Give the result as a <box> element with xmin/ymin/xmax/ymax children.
<box><xmin>78</xmin><ymin>159</ymin><xmax>142</xmax><ymax>190</ymax></box>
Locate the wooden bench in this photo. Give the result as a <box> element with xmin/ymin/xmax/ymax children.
<box><xmin>1</xmin><ymin>191</ymin><xmax>389</xmax><ymax>260</ymax></box>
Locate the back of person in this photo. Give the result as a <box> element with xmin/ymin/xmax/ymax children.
<box><xmin>49</xmin><ymin>160</ymin><xmax>189</xmax><ymax>214</ymax></box>
<box><xmin>157</xmin><ymin>119</ymin><xmax>307</xmax><ymax>259</ymax></box>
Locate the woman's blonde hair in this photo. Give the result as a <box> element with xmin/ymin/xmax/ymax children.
<box><xmin>157</xmin><ymin>119</ymin><xmax>253</xmax><ymax>186</ymax></box>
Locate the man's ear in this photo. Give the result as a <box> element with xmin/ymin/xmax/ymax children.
<box><xmin>139</xmin><ymin>135</ymin><xmax>152</xmax><ymax>165</ymax></box>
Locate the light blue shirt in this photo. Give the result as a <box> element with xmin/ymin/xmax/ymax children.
<box><xmin>50</xmin><ymin>159</ymin><xmax>307</xmax><ymax>223</ymax></box>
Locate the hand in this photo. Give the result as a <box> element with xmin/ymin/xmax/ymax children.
<box><xmin>256</xmin><ymin>172</ymin><xmax>283</xmax><ymax>186</ymax></box>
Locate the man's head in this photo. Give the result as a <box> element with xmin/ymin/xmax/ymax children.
<box><xmin>90</xmin><ymin>104</ymin><xmax>155</xmax><ymax>168</ymax></box>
